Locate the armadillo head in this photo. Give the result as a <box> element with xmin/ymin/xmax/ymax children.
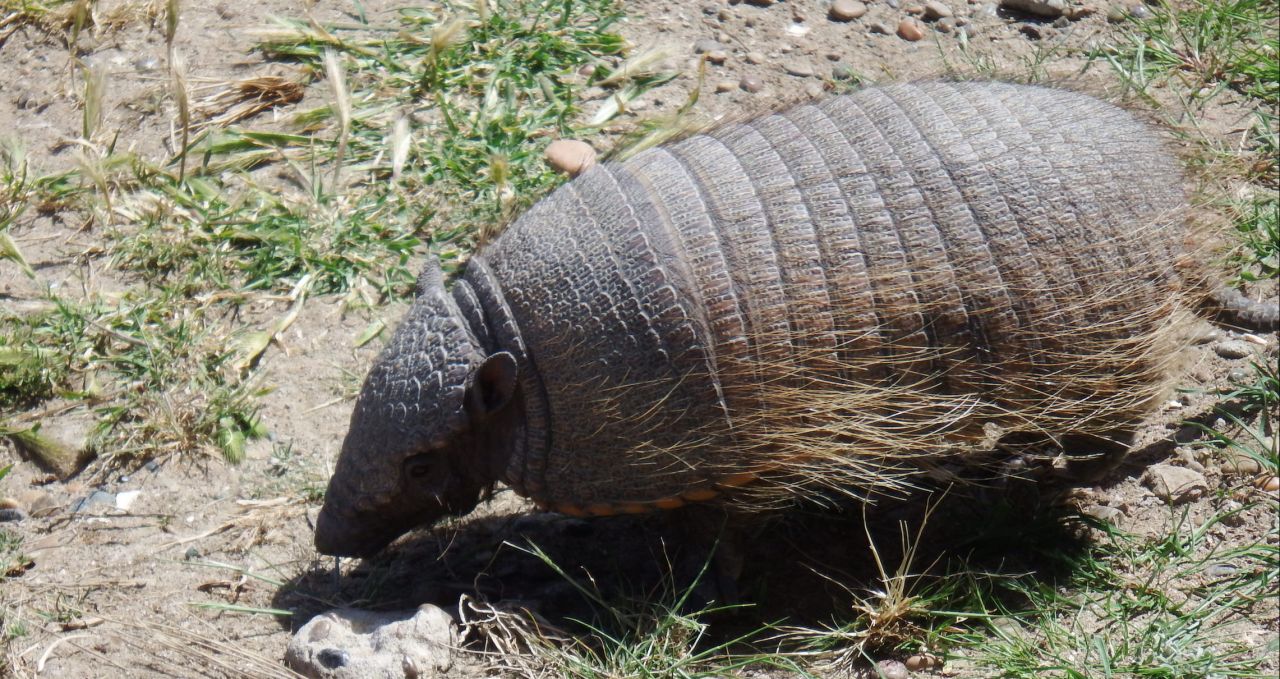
<box><xmin>315</xmin><ymin>258</ymin><xmax>518</xmax><ymax>557</ymax></box>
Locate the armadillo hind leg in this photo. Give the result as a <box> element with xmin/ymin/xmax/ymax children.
<box><xmin>1053</xmin><ymin>429</ymin><xmax>1138</xmax><ymax>483</ymax></box>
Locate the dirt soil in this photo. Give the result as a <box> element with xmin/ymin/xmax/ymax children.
<box><xmin>1</xmin><ymin>0</ymin><xmax>1277</xmax><ymax>677</ymax></box>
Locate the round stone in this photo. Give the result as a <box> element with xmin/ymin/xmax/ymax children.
<box><xmin>544</xmin><ymin>140</ymin><xmax>596</xmax><ymax>177</ymax></box>
<box><xmin>829</xmin><ymin>0</ymin><xmax>869</xmax><ymax>21</ymax></box>
<box><xmin>897</xmin><ymin>18</ymin><xmax>927</xmax><ymax>40</ymax></box>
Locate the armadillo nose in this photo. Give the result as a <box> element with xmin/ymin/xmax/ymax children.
<box><xmin>314</xmin><ymin>504</ymin><xmax>354</xmax><ymax>557</ymax></box>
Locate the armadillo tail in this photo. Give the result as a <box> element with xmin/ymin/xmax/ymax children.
<box><xmin>1205</xmin><ymin>284</ymin><xmax>1279</xmax><ymax>333</ymax></box>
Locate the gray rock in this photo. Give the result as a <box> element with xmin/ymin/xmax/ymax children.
<box><xmin>286</xmin><ymin>605</ymin><xmax>457</xmax><ymax>679</ymax></box>
<box><xmin>693</xmin><ymin>38</ymin><xmax>728</xmax><ymax>54</ymax></box>
<box><xmin>1213</xmin><ymin>339</ymin><xmax>1253</xmax><ymax>359</ymax></box>
<box><xmin>0</xmin><ymin>508</ymin><xmax>27</xmax><ymax>522</ymax></box>
<box><xmin>1205</xmin><ymin>563</ymin><xmax>1238</xmax><ymax>578</ymax></box>
<box><xmin>1000</xmin><ymin>0</ymin><xmax>1067</xmax><ymax>17</ymax></box>
<box><xmin>829</xmin><ymin>0</ymin><xmax>869</xmax><ymax>21</ymax></box>
<box><xmin>745</xmin><ymin>51</ymin><xmax>766</xmax><ymax>65</ymax></box>
<box><xmin>1142</xmin><ymin>464</ymin><xmax>1208</xmax><ymax>504</ymax></box>
<box><xmin>877</xmin><ymin>659</ymin><xmax>910</xmax><ymax>679</ymax></box>
<box><xmin>924</xmin><ymin>1</ymin><xmax>954</xmax><ymax>18</ymax></box>
<box><xmin>71</xmin><ymin>490</ymin><xmax>115</xmax><ymax>514</ymax></box>
<box><xmin>870</xmin><ymin>20</ymin><xmax>896</xmax><ymax>34</ymax></box>
<box><xmin>1129</xmin><ymin>3</ymin><xmax>1152</xmax><ymax>19</ymax></box>
<box><xmin>739</xmin><ymin>76</ymin><xmax>764</xmax><ymax>92</ymax></box>
<box><xmin>1083</xmin><ymin>504</ymin><xmax>1124</xmax><ymax>524</ymax></box>
<box><xmin>937</xmin><ymin>16</ymin><xmax>957</xmax><ymax>32</ymax></box>
<box><xmin>832</xmin><ymin>63</ymin><xmax>859</xmax><ymax>81</ymax></box>
<box><xmin>783</xmin><ymin>60</ymin><xmax>816</xmax><ymax>77</ymax></box>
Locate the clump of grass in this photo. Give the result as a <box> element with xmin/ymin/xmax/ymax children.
<box><xmin>1099</xmin><ymin>0</ymin><xmax>1279</xmax><ymax>182</ymax></box>
<box><xmin>1226</xmin><ymin>195</ymin><xmax>1280</xmax><ymax>284</ymax></box>
<box><xmin>246</xmin><ymin>0</ymin><xmax>671</xmax><ymax>246</ymax></box>
<box><xmin>2</xmin><ymin>293</ymin><xmax>266</xmax><ymax>464</ymax></box>
<box><xmin>110</xmin><ymin>174</ymin><xmax>420</xmax><ymax>298</ymax></box>
<box><xmin>929</xmin><ymin>506</ymin><xmax>1278</xmax><ymax>677</ymax></box>
<box><xmin>462</xmin><ymin>542</ymin><xmax>794</xmax><ymax>678</ymax></box>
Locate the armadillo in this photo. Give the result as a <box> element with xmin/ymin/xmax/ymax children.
<box><xmin>314</xmin><ymin>81</ymin><xmax>1276</xmax><ymax>557</ymax></box>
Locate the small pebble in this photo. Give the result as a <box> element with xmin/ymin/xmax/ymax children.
<box><xmin>1219</xmin><ymin>451</ymin><xmax>1262</xmax><ymax>476</ymax></box>
<box><xmin>544</xmin><ymin>139</ymin><xmax>596</xmax><ymax>177</ymax></box>
<box><xmin>897</xmin><ymin>18</ymin><xmax>926</xmax><ymax>40</ymax></box>
<box><xmin>904</xmin><ymin>3</ymin><xmax>926</xmax><ymax>14</ymax></box>
<box><xmin>0</xmin><ymin>497</ymin><xmax>18</xmax><ymax>510</ymax></box>
<box><xmin>1213</xmin><ymin>340</ymin><xmax>1253</xmax><ymax>359</ymax></box>
<box><xmin>715</xmin><ymin>80</ymin><xmax>736</xmax><ymax>93</ymax></box>
<box><xmin>977</xmin><ymin>2</ymin><xmax>1000</xmax><ymax>18</ymax></box>
<box><xmin>1106</xmin><ymin>4</ymin><xmax>1127</xmax><ymax>22</ymax></box>
<box><xmin>784</xmin><ymin>60</ymin><xmax>816</xmax><ymax>77</ymax></box>
<box><xmin>702</xmin><ymin>3</ymin><xmax>719</xmax><ymax>15</ymax></box>
<box><xmin>1206</xmin><ymin>563</ymin><xmax>1239</xmax><ymax>578</ymax></box>
<box><xmin>905</xmin><ymin>654</ymin><xmax>940</xmax><ymax>671</ymax></box>
<box><xmin>937</xmin><ymin>16</ymin><xmax>957</xmax><ymax>32</ymax></box>
<box><xmin>745</xmin><ymin>51</ymin><xmax>766</xmax><ymax>65</ymax></box>
<box><xmin>870</xmin><ymin>20</ymin><xmax>895</xmax><ymax>34</ymax></box>
<box><xmin>72</xmin><ymin>490</ymin><xmax>115</xmax><ymax>514</ymax></box>
<box><xmin>706</xmin><ymin>49</ymin><xmax>729</xmax><ymax>65</ymax></box>
<box><xmin>1191</xmin><ymin>327</ymin><xmax>1221</xmax><ymax>344</ymax></box>
<box><xmin>829</xmin><ymin>0</ymin><xmax>869</xmax><ymax>20</ymax></box>
<box><xmin>0</xmin><ymin>508</ymin><xmax>27</xmax><ymax>523</ymax></box>
<box><xmin>184</xmin><ymin>546</ymin><xmax>202</xmax><ymax>560</ymax></box>
<box><xmin>740</xmin><ymin>76</ymin><xmax>764</xmax><ymax>93</ymax></box>
<box><xmin>1129</xmin><ymin>3</ymin><xmax>1152</xmax><ymax>19</ymax></box>
<box><xmin>924</xmin><ymin>1</ymin><xmax>954</xmax><ymax>18</ymax></box>
<box><xmin>1000</xmin><ymin>0</ymin><xmax>1067</xmax><ymax>17</ymax></box>
<box><xmin>1084</xmin><ymin>504</ymin><xmax>1124</xmax><ymax>523</ymax></box>
<box><xmin>317</xmin><ymin>648</ymin><xmax>350</xmax><ymax>669</ymax></box>
<box><xmin>1020</xmin><ymin>23</ymin><xmax>1045</xmax><ymax>39</ymax></box>
<box><xmin>804</xmin><ymin>83</ymin><xmax>825</xmax><ymax>98</ymax></box>
<box><xmin>1052</xmin><ymin>15</ymin><xmax>1071</xmax><ymax>27</ymax></box>
<box><xmin>132</xmin><ymin>56</ymin><xmax>161</xmax><ymax>72</ymax></box>
<box><xmin>1262</xmin><ymin>476</ymin><xmax>1280</xmax><ymax>493</ymax></box>
<box><xmin>746</xmin><ymin>0</ymin><xmax>777</xmax><ymax>6</ymax></box>
<box><xmin>693</xmin><ymin>38</ymin><xmax>727</xmax><ymax>54</ymax></box>
<box><xmin>832</xmin><ymin>63</ymin><xmax>859</xmax><ymax>80</ymax></box>
<box><xmin>877</xmin><ymin>659</ymin><xmax>909</xmax><ymax>679</ymax></box>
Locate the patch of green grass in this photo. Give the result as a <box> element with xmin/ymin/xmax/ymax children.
<box><xmin>2</xmin><ymin>293</ymin><xmax>265</xmax><ymax>463</ymax></box>
<box><xmin>921</xmin><ymin>506</ymin><xmax>1277</xmax><ymax>678</ymax></box>
<box><xmin>1099</xmin><ymin>0</ymin><xmax>1279</xmax><ymax>182</ymax></box>
<box><xmin>1100</xmin><ymin>0</ymin><xmax>1279</xmax><ymax>102</ymax></box>
<box><xmin>3</xmin><ymin>0</ymin><xmax>664</xmax><ymax>469</ymax></box>
<box><xmin>241</xmin><ymin>0</ymin><xmax>670</xmax><ymax>247</ymax></box>
<box><xmin>1227</xmin><ymin>195</ymin><xmax>1280</xmax><ymax>285</ymax></box>
<box><xmin>110</xmin><ymin>173</ymin><xmax>420</xmax><ymax>297</ymax></box>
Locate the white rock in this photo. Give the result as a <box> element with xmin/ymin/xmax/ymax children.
<box><xmin>286</xmin><ymin>605</ymin><xmax>457</xmax><ymax>679</ymax></box>
<box><xmin>114</xmin><ymin>490</ymin><xmax>141</xmax><ymax>511</ymax></box>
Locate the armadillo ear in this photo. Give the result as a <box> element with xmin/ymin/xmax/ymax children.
<box><xmin>467</xmin><ymin>351</ymin><xmax>518</xmax><ymax>418</ymax></box>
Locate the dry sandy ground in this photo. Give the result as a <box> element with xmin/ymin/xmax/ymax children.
<box><xmin>1</xmin><ymin>0</ymin><xmax>1276</xmax><ymax>677</ymax></box>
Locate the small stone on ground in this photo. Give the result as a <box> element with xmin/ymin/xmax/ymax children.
<box><xmin>286</xmin><ymin>605</ymin><xmax>457</xmax><ymax>679</ymax></box>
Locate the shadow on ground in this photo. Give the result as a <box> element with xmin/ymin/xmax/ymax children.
<box><xmin>270</xmin><ymin>472</ymin><xmax>1110</xmax><ymax>648</ymax></box>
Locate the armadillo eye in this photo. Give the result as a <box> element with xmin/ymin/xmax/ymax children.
<box><xmin>406</xmin><ymin>456</ymin><xmax>434</xmax><ymax>479</ymax></box>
